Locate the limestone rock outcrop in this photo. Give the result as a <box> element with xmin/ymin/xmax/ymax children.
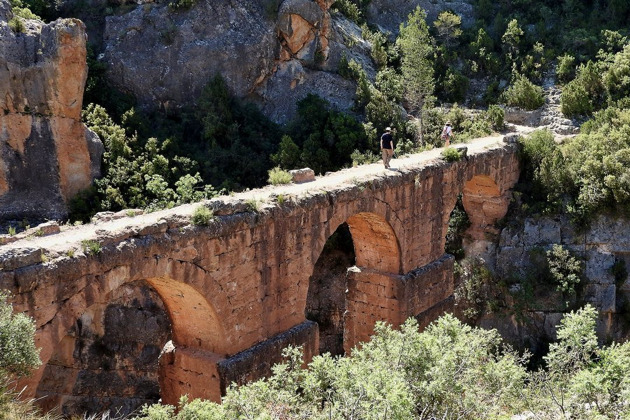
<box><xmin>101</xmin><ymin>0</ymin><xmax>371</xmax><ymax>122</ymax></box>
<box><xmin>0</xmin><ymin>2</ymin><xmax>102</xmax><ymax>221</ymax></box>
<box><xmin>475</xmin><ymin>214</ymin><xmax>630</xmax><ymax>356</ymax></box>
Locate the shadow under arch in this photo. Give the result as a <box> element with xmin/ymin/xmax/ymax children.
<box><xmin>34</xmin><ymin>276</ymin><xmax>227</xmax><ymax>417</ymax></box>
<box><xmin>306</xmin><ymin>212</ymin><xmax>402</xmax><ymax>356</ymax></box>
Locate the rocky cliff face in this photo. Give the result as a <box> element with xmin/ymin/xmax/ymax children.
<box><xmin>101</xmin><ymin>0</ymin><xmax>372</xmax><ymax>122</ymax></box>
<box><xmin>475</xmin><ymin>214</ymin><xmax>630</xmax><ymax>356</ymax></box>
<box><xmin>0</xmin><ymin>2</ymin><xmax>102</xmax><ymax>222</ymax></box>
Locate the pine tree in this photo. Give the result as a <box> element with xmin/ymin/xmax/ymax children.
<box><xmin>396</xmin><ymin>7</ymin><xmax>434</xmax><ymax>145</ymax></box>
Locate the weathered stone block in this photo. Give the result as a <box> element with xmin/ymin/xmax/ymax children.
<box><xmin>217</xmin><ymin>320</ymin><xmax>318</xmax><ymax>394</ymax></box>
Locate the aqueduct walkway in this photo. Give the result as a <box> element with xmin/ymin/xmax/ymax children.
<box><xmin>0</xmin><ymin>135</ymin><xmax>520</xmax><ymax>412</ymax></box>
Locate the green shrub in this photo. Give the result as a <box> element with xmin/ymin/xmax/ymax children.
<box><xmin>518</xmin><ymin>129</ymin><xmax>567</xmax><ymax>206</ymax></box>
<box><xmin>272</xmin><ymin>135</ymin><xmax>301</xmax><ymax>169</ymax></box>
<box><xmin>350</xmin><ymin>149</ymin><xmax>379</xmax><ymax>166</ymax></box>
<box><xmin>603</xmin><ymin>44</ymin><xmax>630</xmax><ymax>102</ymax></box>
<box><xmin>331</xmin><ymin>0</ymin><xmax>362</xmax><ymax>23</ymax></box>
<box><xmin>245</xmin><ymin>199</ymin><xmax>261</xmax><ymax>213</ymax></box>
<box><xmin>8</xmin><ymin>17</ymin><xmax>25</xmax><ymax>33</ymax></box>
<box><xmin>81</xmin><ymin>240</ymin><xmax>101</xmax><ymax>256</ymax></box>
<box><xmin>546</xmin><ymin>244</ymin><xmax>583</xmax><ymax>295</ymax></box>
<box><xmin>0</xmin><ymin>292</ymin><xmax>41</xmax><ymax>378</ymax></box>
<box><xmin>485</xmin><ymin>104</ymin><xmax>505</xmax><ymax>131</ymax></box>
<box><xmin>267</xmin><ymin>167</ymin><xmax>293</xmax><ymax>185</ymax></box>
<box><xmin>561</xmin><ymin>61</ymin><xmax>605</xmax><ymax>117</ymax></box>
<box><xmin>561</xmin><ymin>78</ymin><xmax>593</xmax><ymax>116</ymax></box>
<box><xmin>503</xmin><ymin>74</ymin><xmax>545</xmax><ymax>110</ymax></box>
<box><xmin>441</xmin><ymin>147</ymin><xmax>461</xmax><ymax>162</ymax></box>
<box><xmin>556</xmin><ymin>53</ymin><xmax>576</xmax><ymax>84</ymax></box>
<box><xmin>442</xmin><ymin>69</ymin><xmax>469</xmax><ymax>103</ymax></box>
<box><xmin>191</xmin><ymin>206</ymin><xmax>213</xmax><ymax>226</ymax></box>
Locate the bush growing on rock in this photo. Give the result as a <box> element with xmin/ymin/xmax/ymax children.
<box><xmin>485</xmin><ymin>104</ymin><xmax>505</xmax><ymax>131</ymax></box>
<box><xmin>503</xmin><ymin>73</ymin><xmax>545</xmax><ymax>110</ymax></box>
<box><xmin>561</xmin><ymin>61</ymin><xmax>605</xmax><ymax>117</ymax></box>
<box><xmin>546</xmin><ymin>244</ymin><xmax>583</xmax><ymax>295</ymax></box>
<box><xmin>191</xmin><ymin>206</ymin><xmax>213</xmax><ymax>226</ymax></box>
<box><xmin>267</xmin><ymin>167</ymin><xmax>292</xmax><ymax>185</ymax></box>
<box><xmin>0</xmin><ymin>292</ymin><xmax>40</xmax><ymax>378</ymax></box>
<box><xmin>441</xmin><ymin>147</ymin><xmax>461</xmax><ymax>162</ymax></box>
<box><xmin>556</xmin><ymin>53</ymin><xmax>576</xmax><ymax>84</ymax></box>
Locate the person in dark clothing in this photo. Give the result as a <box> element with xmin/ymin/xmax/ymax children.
<box><xmin>380</xmin><ymin>127</ymin><xmax>394</xmax><ymax>169</ymax></box>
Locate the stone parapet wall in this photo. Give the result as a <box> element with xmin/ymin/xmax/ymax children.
<box><xmin>218</xmin><ymin>320</ymin><xmax>318</xmax><ymax>395</ymax></box>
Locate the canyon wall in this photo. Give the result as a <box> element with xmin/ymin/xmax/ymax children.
<box><xmin>0</xmin><ymin>2</ymin><xmax>102</xmax><ymax>222</ymax></box>
<box><xmin>467</xmin><ymin>214</ymin><xmax>630</xmax><ymax>357</ymax></box>
<box><xmin>91</xmin><ymin>0</ymin><xmax>473</xmax><ymax>122</ymax></box>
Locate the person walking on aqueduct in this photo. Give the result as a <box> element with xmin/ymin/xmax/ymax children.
<box><xmin>380</xmin><ymin>126</ymin><xmax>394</xmax><ymax>169</ymax></box>
<box><xmin>441</xmin><ymin>121</ymin><xmax>454</xmax><ymax>147</ymax></box>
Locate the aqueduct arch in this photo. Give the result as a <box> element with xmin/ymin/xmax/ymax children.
<box><xmin>27</xmin><ymin>268</ymin><xmax>229</xmax><ymax>414</ymax></box>
<box><xmin>306</xmin><ymin>212</ymin><xmax>402</xmax><ymax>355</ymax></box>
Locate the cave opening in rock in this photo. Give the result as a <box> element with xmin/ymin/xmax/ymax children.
<box><xmin>445</xmin><ymin>193</ymin><xmax>471</xmax><ymax>260</ymax></box>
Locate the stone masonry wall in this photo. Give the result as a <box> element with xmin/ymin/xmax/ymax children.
<box><xmin>0</xmin><ymin>141</ymin><xmax>519</xmax><ymax>412</ymax></box>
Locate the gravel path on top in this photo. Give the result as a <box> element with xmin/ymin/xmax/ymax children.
<box><xmin>0</xmin><ymin>133</ymin><xmax>509</xmax><ymax>257</ymax></box>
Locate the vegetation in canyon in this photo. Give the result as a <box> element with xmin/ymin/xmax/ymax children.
<box><xmin>57</xmin><ymin>0</ymin><xmax>628</xmax><ymax>223</ymax></box>
<box><xmin>134</xmin><ymin>306</ymin><xmax>628</xmax><ymax>420</ymax></box>
<box><xmin>3</xmin><ymin>294</ymin><xmax>630</xmax><ymax>420</ymax></box>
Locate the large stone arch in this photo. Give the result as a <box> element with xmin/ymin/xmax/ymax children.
<box><xmin>306</xmin><ymin>211</ymin><xmax>402</xmax><ymax>355</ymax></box>
<box><xmin>26</xmin><ymin>264</ymin><xmax>228</xmax><ymax>413</ymax></box>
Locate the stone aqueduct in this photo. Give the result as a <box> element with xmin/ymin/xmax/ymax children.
<box><xmin>0</xmin><ymin>141</ymin><xmax>519</xmax><ymax>412</ymax></box>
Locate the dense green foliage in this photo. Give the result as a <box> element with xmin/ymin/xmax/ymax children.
<box><xmin>74</xmin><ymin>103</ymin><xmax>220</xmax><ymax>219</ymax></box>
<box><xmin>503</xmin><ymin>74</ymin><xmax>545</xmax><ymax>110</ymax></box>
<box><xmin>273</xmin><ymin>94</ymin><xmax>372</xmax><ymax>174</ymax></box>
<box><xmin>397</xmin><ymin>7</ymin><xmax>434</xmax><ymax>144</ymax></box>
<box><xmin>0</xmin><ymin>292</ymin><xmax>40</xmax><ymax>379</ymax></box>
<box><xmin>134</xmin><ymin>306</ymin><xmax>630</xmax><ymax>419</ymax></box>
<box><xmin>519</xmin><ymin>106</ymin><xmax>630</xmax><ymax>224</ymax></box>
